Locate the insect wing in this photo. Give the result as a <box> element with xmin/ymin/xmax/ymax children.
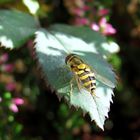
<box><xmin>73</xmin><ymin>74</ymin><xmax>89</xmax><ymax>94</ymax></box>
<box><xmin>93</xmin><ymin>70</ymin><xmax>115</xmax><ymax>88</ymax></box>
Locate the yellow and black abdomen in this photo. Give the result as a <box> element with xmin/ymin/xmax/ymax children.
<box><xmin>76</xmin><ymin>64</ymin><xmax>96</xmax><ymax>95</ymax></box>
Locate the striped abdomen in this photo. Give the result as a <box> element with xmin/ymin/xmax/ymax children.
<box><xmin>76</xmin><ymin>64</ymin><xmax>96</xmax><ymax>95</ymax></box>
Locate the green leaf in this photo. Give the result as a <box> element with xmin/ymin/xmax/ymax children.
<box><xmin>0</xmin><ymin>10</ymin><xmax>39</xmax><ymax>49</ymax></box>
<box><xmin>50</xmin><ymin>24</ymin><xmax>119</xmax><ymax>56</ymax></box>
<box><xmin>34</xmin><ymin>25</ymin><xmax>116</xmax><ymax>130</ymax></box>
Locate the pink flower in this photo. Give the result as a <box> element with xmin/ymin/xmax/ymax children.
<box><xmin>102</xmin><ymin>24</ymin><xmax>116</xmax><ymax>35</ymax></box>
<box><xmin>5</xmin><ymin>82</ymin><xmax>16</xmax><ymax>91</ymax></box>
<box><xmin>0</xmin><ymin>53</ymin><xmax>8</xmax><ymax>64</ymax></box>
<box><xmin>12</xmin><ymin>98</ymin><xmax>24</xmax><ymax>105</ymax></box>
<box><xmin>91</xmin><ymin>23</ymin><xmax>100</xmax><ymax>31</ymax></box>
<box><xmin>10</xmin><ymin>103</ymin><xmax>18</xmax><ymax>113</ymax></box>
<box><xmin>9</xmin><ymin>98</ymin><xmax>24</xmax><ymax>113</ymax></box>
<box><xmin>99</xmin><ymin>17</ymin><xmax>116</xmax><ymax>35</ymax></box>
<box><xmin>73</xmin><ymin>8</ymin><xmax>84</xmax><ymax>16</ymax></box>
<box><xmin>91</xmin><ymin>17</ymin><xmax>116</xmax><ymax>35</ymax></box>
<box><xmin>82</xmin><ymin>5</ymin><xmax>90</xmax><ymax>11</ymax></box>
<box><xmin>1</xmin><ymin>64</ymin><xmax>14</xmax><ymax>72</ymax></box>
<box><xmin>74</xmin><ymin>17</ymin><xmax>89</xmax><ymax>25</ymax></box>
<box><xmin>98</xmin><ymin>9</ymin><xmax>109</xmax><ymax>16</ymax></box>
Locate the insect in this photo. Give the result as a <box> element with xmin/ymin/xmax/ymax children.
<box><xmin>65</xmin><ymin>54</ymin><xmax>115</xmax><ymax>96</ymax></box>
<box><xmin>65</xmin><ymin>54</ymin><xmax>97</xmax><ymax>96</ymax></box>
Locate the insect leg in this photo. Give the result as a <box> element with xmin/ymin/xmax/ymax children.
<box><xmin>69</xmin><ymin>76</ymin><xmax>75</xmax><ymax>102</ymax></box>
<box><xmin>70</xmin><ymin>76</ymin><xmax>82</xmax><ymax>95</ymax></box>
<box><xmin>75</xmin><ymin>76</ymin><xmax>82</xmax><ymax>93</ymax></box>
<box><xmin>90</xmin><ymin>88</ymin><xmax>99</xmax><ymax>98</ymax></box>
<box><xmin>70</xmin><ymin>77</ymin><xmax>74</xmax><ymax>95</ymax></box>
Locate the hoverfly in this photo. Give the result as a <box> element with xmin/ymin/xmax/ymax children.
<box><xmin>65</xmin><ymin>54</ymin><xmax>115</xmax><ymax>97</ymax></box>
